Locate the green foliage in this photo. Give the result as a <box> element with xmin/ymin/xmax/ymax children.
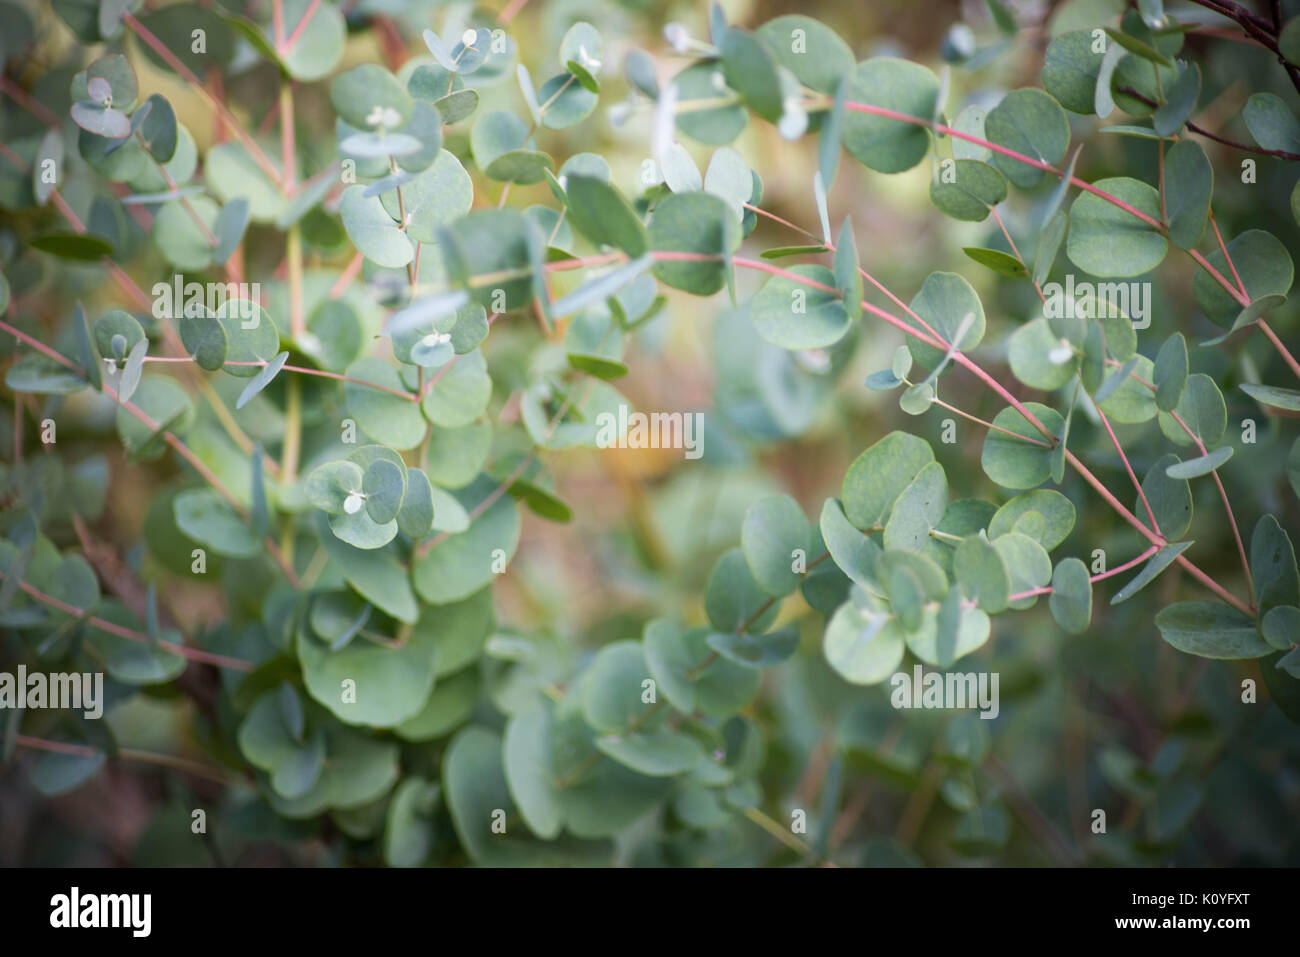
<box><xmin>1</xmin><ymin>0</ymin><xmax>1297</xmax><ymax>871</ymax></box>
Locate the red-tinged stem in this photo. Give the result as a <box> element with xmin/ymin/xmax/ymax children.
<box><xmin>258</xmin><ymin>96</ymin><xmax>282</xmax><ymax>136</ymax></box>
<box><xmin>330</xmin><ymin>252</ymin><xmax>366</xmax><ymax>298</ymax></box>
<box><xmin>2</xmin><ymin>318</ymin><xmax>81</xmax><ymax>368</ymax></box>
<box><xmin>1065</xmin><ymin>442</ymin><xmax>1251</xmax><ymax>614</ymax></box>
<box><xmin>1097</xmin><ymin>407</ymin><xmax>1161</xmax><ymax>534</ymax></box>
<box><xmin>0</xmin><ymin>75</ymin><xmax>60</xmax><ymax>126</ymax></box>
<box><xmin>272</xmin><ymin>0</ymin><xmax>286</xmax><ymax>45</ymax></box>
<box><xmin>1208</xmin><ymin>210</ymin><xmax>1249</xmax><ymax>300</ymax></box>
<box><xmin>1168</xmin><ymin>409</ymin><xmax>1256</xmax><ymax>604</ymax></box>
<box><xmin>1006</xmin><ymin>545</ymin><xmax>1161</xmax><ymax>602</ymax></box>
<box><xmin>745</xmin><ymin>205</ymin><xmax>949</xmax><ymax>345</ymax></box>
<box><xmin>122</xmin><ymin>12</ymin><xmax>284</xmax><ymax>187</ymax></box>
<box><xmin>233</xmin><ymin>363</ymin><xmax>410</xmax><ymax>399</ymax></box>
<box><xmin>726</xmin><ymin>250</ymin><xmax>1250</xmax><ymax>613</ymax></box>
<box><xmin>949</xmin><ymin>352</ymin><xmax>1055</xmax><ymax>439</ymax></box>
<box><xmin>145</xmin><ymin>356</ymin><xmax>417</xmax><ymax>399</ymax></box>
<box><xmin>546</xmin><ymin>251</ymin><xmax>625</xmax><ymax>273</ymax></box>
<box><xmin>0</xmin><ymin>319</ymin><xmax>300</xmax><ymax>587</ymax></box>
<box><xmin>840</xmin><ymin>98</ymin><xmax>1249</xmax><ymax>306</ymax></box>
<box><xmin>1257</xmin><ymin>319</ymin><xmax>1300</xmax><ymax>380</ymax></box>
<box><xmin>747</xmin><ymin>203</ymin><xmax>816</xmax><ymax>238</ymax></box>
<box><xmin>208</xmin><ymin>66</ymin><xmax>229</xmax><ymax>144</ymax></box>
<box><xmin>1208</xmin><ymin>212</ymin><xmax>1299</xmax><ymax>379</ymax></box>
<box><xmin>281</xmin><ymin>0</ymin><xmax>322</xmax><ymax>53</ymax></box>
<box><xmin>419</xmin><ymin>354</ymin><xmax>461</xmax><ymax>399</ymax></box>
<box><xmin>136</xmin><ymin>132</ymin><xmax>219</xmax><ymax>248</ymax></box>
<box><xmin>1092</xmin><ymin>544</ymin><xmax>1163</xmax><ymax>582</ymax></box>
<box><xmin>48</xmin><ymin>192</ymin><xmax>153</xmax><ymax>311</ymax></box>
<box><xmin>41</xmin><ymin>190</ymin><xmax>266</xmax><ymax>463</ymax></box>
<box><xmin>728</xmin><ymin>255</ymin><xmax>950</xmax><ymax>350</ymax></box>
<box><xmin>990</xmin><ymin>206</ymin><xmax>1045</xmax><ymax>304</ymax></box>
<box><xmin>1</xmin><ymin>577</ymin><xmax>253</xmax><ymax>670</ymax></box>
<box><xmin>16</xmin><ymin>735</ymin><xmax>240</xmax><ymax>783</ymax></box>
<box><xmin>930</xmin><ymin>395</ymin><xmax>1051</xmax><ymax>446</ymax></box>
<box><xmin>498</xmin><ymin>0</ymin><xmax>531</xmax><ymax>24</ymax></box>
<box><xmin>281</xmin><ymin>85</ymin><xmax>297</xmax><ymax>195</ymax></box>
<box><xmin>1108</xmin><ymin>359</ymin><xmax>1254</xmax><ymax>602</ymax></box>
<box><xmin>568</xmin><ymin>247</ymin><xmax>1261</xmax><ymax>613</ymax></box>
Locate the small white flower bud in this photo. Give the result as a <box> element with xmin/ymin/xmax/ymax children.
<box><xmin>664</xmin><ymin>22</ymin><xmax>691</xmax><ymax>53</ymax></box>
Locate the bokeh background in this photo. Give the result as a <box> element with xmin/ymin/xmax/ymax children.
<box><xmin>2</xmin><ymin>0</ymin><xmax>1298</xmax><ymax>865</ymax></box>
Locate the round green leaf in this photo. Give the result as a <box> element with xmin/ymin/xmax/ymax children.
<box><xmin>332</xmin><ymin>64</ymin><xmax>412</xmax><ymax>129</ymax></box>
<box><xmin>1042</xmin><ymin>31</ymin><xmax>1104</xmax><ymax>114</ymax></box>
<box><xmin>741</xmin><ymin>495</ymin><xmax>811</xmax><ymax>597</ymax></box>
<box><xmin>842</xmin><ymin>431</ymin><xmax>935</xmax><ymax>529</ymax></box>
<box><xmin>582</xmin><ymin>641</ymin><xmax>662</xmax><ymax>734</ymax></box>
<box><xmin>1155</xmin><ymin>602</ymin><xmax>1273</xmax><ymax>659</ymax></box>
<box><xmin>1067</xmin><ymin>176</ymin><xmax>1166</xmax><ymax>277</ymax></box>
<box><xmin>318</xmin><ymin>525</ymin><xmax>418</xmax><ymax>625</ymax></box>
<box><xmin>1164</xmin><ymin>139</ymin><xmax>1211</xmax><ymax>250</ymax></box>
<box><xmin>1048</xmin><ymin>557</ymin><xmax>1091</xmax><ymax>633</ymax></box>
<box><xmin>419</xmin><ymin>348</ymin><xmax>491</xmax><ymax>427</ymax></box>
<box><xmin>276</xmin><ymin>0</ymin><xmax>344</xmax><ymax>81</ymax></box>
<box><xmin>751</xmin><ymin>264</ymin><xmax>850</xmax><ymax>350</ymax></box>
<box><xmin>755</xmin><ymin>15</ymin><xmax>855</xmax><ymax>95</ymax></box>
<box><xmin>823</xmin><ymin>597</ymin><xmax>905</xmax><ymax>685</ymax></box>
<box><xmin>339</xmin><ymin>185</ymin><xmax>413</xmax><ymax>268</ymax></box>
<box><xmin>907</xmin><ymin>271</ymin><xmax>986</xmax><ymax>368</ymax></box>
<box><xmin>173</xmin><ymin>487</ymin><xmax>258</xmax><ymax>558</ymax></box>
<box><xmin>1009</xmin><ymin>317</ymin><xmax>1076</xmax><ymax>390</ymax></box>
<box><xmin>989</xmin><ymin>490</ymin><xmax>1076</xmax><ymax>550</ymax></box>
<box><xmin>343</xmin><ymin>357</ymin><xmax>423</xmax><ymax>449</ymax></box>
<box><xmin>362</xmin><ymin>458</ymin><xmax>405</xmax><ymax>525</ymax></box>
<box><xmin>954</xmin><ymin>533</ymin><xmax>1010</xmax><ymax>613</ymax></box>
<box><xmin>704</xmin><ymin>548</ymin><xmax>780</xmax><ymax>633</ymax></box>
<box><xmin>930</xmin><ymin>160</ymin><xmax>1007</xmax><ymax>222</ymax></box>
<box><xmin>985</xmin><ymin>88</ymin><xmax>1070</xmax><ymax>189</ymax></box>
<box><xmin>151</xmin><ymin>196</ymin><xmax>219</xmax><ymax>271</ymax></box>
<box><xmin>179</xmin><ymin>312</ymin><xmax>227</xmax><ymax>371</ymax></box>
<box><xmin>1192</xmin><ymin>230</ymin><xmax>1292</xmax><ymax>329</ymax></box>
<box><xmin>411</xmin><ymin>486</ymin><xmax>520</xmax><ymax>605</ymax></box>
<box><xmin>673</xmin><ymin>61</ymin><xmax>747</xmax><ymax>145</ymax></box>
<box><xmin>648</xmin><ymin>192</ymin><xmax>737</xmax><ymax>295</ymax></box>
<box><xmin>980</xmin><ymin>403</ymin><xmax>1062</xmax><ymax>489</ymax></box>
<box><xmin>1158</xmin><ymin>373</ymin><xmax>1226</xmax><ymax>446</ymax></box>
<box><xmin>565</xmin><ymin>175</ymin><xmax>647</xmax><ymax>257</ymax></box>
<box><xmin>379</xmin><ymin>150</ymin><xmax>472</xmax><ymax>243</ymax></box>
<box><xmin>1098</xmin><ymin>354</ymin><xmax>1157</xmax><ymax>424</ymax></box>
<box><xmin>1141</xmin><ymin>453</ymin><xmax>1193</xmax><ymax>541</ymax></box>
<box><xmin>842</xmin><ymin>58</ymin><xmax>939</xmax><ymax>173</ymax></box>
<box><xmin>1243</xmin><ymin>92</ymin><xmax>1300</xmax><ymax>154</ymax></box>
<box><xmin>298</xmin><ymin>612</ymin><xmax>440</xmax><ymax>727</ymax></box>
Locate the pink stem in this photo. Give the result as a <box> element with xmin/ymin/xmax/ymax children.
<box><xmin>1097</xmin><ymin>408</ymin><xmax>1161</xmax><ymax>535</ymax></box>
<box><xmin>4</xmin><ymin>576</ymin><xmax>253</xmax><ymax>670</ymax></box>
<box><xmin>842</xmin><ymin>99</ymin><xmax>1249</xmax><ymax>306</ymax></box>
<box><xmin>1007</xmin><ymin>545</ymin><xmax>1161</xmax><ymax>602</ymax></box>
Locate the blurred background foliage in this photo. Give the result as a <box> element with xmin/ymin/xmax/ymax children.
<box><xmin>1</xmin><ymin>0</ymin><xmax>1298</xmax><ymax>866</ymax></box>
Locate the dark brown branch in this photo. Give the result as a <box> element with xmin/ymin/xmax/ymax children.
<box><xmin>1184</xmin><ymin>0</ymin><xmax>1300</xmax><ymax>97</ymax></box>
<box><xmin>1116</xmin><ymin>86</ymin><xmax>1300</xmax><ymax>160</ymax></box>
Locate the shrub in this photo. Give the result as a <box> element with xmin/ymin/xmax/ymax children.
<box><xmin>0</xmin><ymin>0</ymin><xmax>1297</xmax><ymax>866</ymax></box>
